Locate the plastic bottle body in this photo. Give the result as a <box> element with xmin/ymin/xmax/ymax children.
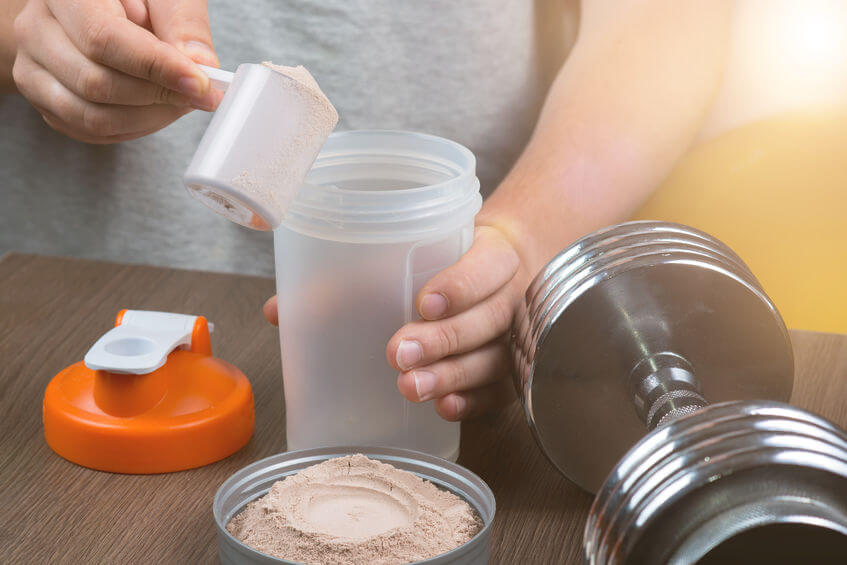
<box><xmin>274</xmin><ymin>131</ymin><xmax>481</xmax><ymax>460</ymax></box>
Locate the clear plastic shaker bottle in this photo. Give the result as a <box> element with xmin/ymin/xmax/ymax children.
<box><xmin>274</xmin><ymin>130</ymin><xmax>482</xmax><ymax>461</ymax></box>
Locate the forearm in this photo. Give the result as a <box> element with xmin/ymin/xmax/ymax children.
<box><xmin>480</xmin><ymin>0</ymin><xmax>732</xmax><ymax>272</ymax></box>
<box><xmin>1</xmin><ymin>0</ymin><xmax>27</xmax><ymax>92</ymax></box>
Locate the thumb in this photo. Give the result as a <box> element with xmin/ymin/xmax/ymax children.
<box><xmin>147</xmin><ymin>0</ymin><xmax>219</xmax><ymax>68</ymax></box>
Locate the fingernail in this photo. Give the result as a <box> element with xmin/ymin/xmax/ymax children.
<box><xmin>420</xmin><ymin>293</ymin><xmax>448</xmax><ymax>320</ymax></box>
<box><xmin>177</xmin><ymin>76</ymin><xmax>205</xmax><ymax>98</ymax></box>
<box><xmin>413</xmin><ymin>371</ymin><xmax>436</xmax><ymax>401</ymax></box>
<box><xmin>182</xmin><ymin>40</ymin><xmax>219</xmax><ymax>67</ymax></box>
<box><xmin>396</xmin><ymin>340</ymin><xmax>423</xmax><ymax>370</ymax></box>
<box><xmin>453</xmin><ymin>395</ymin><xmax>466</xmax><ymax>418</ymax></box>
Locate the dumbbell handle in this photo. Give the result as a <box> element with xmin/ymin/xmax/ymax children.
<box><xmin>629</xmin><ymin>352</ymin><xmax>708</xmax><ymax>430</ymax></box>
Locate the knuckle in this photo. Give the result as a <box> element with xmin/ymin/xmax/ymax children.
<box><xmin>42</xmin><ymin>115</ymin><xmax>64</xmax><ymax>134</ymax></box>
<box><xmin>12</xmin><ymin>12</ymin><xmax>30</xmax><ymax>45</ymax></box>
<box><xmin>41</xmin><ymin>113</ymin><xmax>57</xmax><ymax>128</ymax></box>
<box><xmin>81</xmin><ymin>104</ymin><xmax>114</xmax><ymax>137</ymax></box>
<box><xmin>485</xmin><ymin>294</ymin><xmax>513</xmax><ymax>332</ymax></box>
<box><xmin>81</xmin><ymin>19</ymin><xmax>114</xmax><ymax>61</ymax></box>
<box><xmin>50</xmin><ymin>93</ymin><xmax>73</xmax><ymax>121</ymax></box>
<box><xmin>482</xmin><ymin>225</ymin><xmax>521</xmax><ymax>263</ymax></box>
<box><xmin>450</xmin><ymin>270</ymin><xmax>478</xmax><ymax>305</ymax></box>
<box><xmin>11</xmin><ymin>59</ymin><xmax>27</xmax><ymax>91</ymax></box>
<box><xmin>178</xmin><ymin>13</ymin><xmax>211</xmax><ymax>35</ymax></box>
<box><xmin>152</xmin><ymin>84</ymin><xmax>169</xmax><ymax>103</ymax></box>
<box><xmin>141</xmin><ymin>45</ymin><xmax>166</xmax><ymax>82</ymax></box>
<box><xmin>78</xmin><ymin>66</ymin><xmax>113</xmax><ymax>102</ymax></box>
<box><xmin>501</xmin><ymin>243</ymin><xmax>521</xmax><ymax>273</ymax></box>
<box><xmin>434</xmin><ymin>323</ymin><xmax>461</xmax><ymax>357</ymax></box>
<box><xmin>483</xmin><ymin>227</ymin><xmax>521</xmax><ymax>267</ymax></box>
<box><xmin>449</xmin><ymin>360</ymin><xmax>469</xmax><ymax>391</ymax></box>
<box><xmin>153</xmin><ymin>84</ymin><xmax>175</xmax><ymax>105</ymax></box>
<box><xmin>436</xmin><ymin>396</ymin><xmax>463</xmax><ymax>422</ymax></box>
<box><xmin>479</xmin><ymin>224</ymin><xmax>509</xmax><ymax>245</ymax></box>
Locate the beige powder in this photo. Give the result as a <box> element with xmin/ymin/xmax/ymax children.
<box><xmin>227</xmin><ymin>454</ymin><xmax>483</xmax><ymax>564</ymax></box>
<box><xmin>229</xmin><ymin>62</ymin><xmax>339</xmax><ymax>226</ymax></box>
<box><xmin>261</xmin><ymin>62</ymin><xmax>329</xmax><ymax>99</ymax></box>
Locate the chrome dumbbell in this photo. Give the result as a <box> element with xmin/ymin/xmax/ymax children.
<box><xmin>510</xmin><ymin>221</ymin><xmax>847</xmax><ymax>563</ymax></box>
<box><xmin>512</xmin><ymin>220</ymin><xmax>794</xmax><ymax>492</ymax></box>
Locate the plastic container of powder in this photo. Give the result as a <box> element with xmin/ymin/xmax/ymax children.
<box><xmin>214</xmin><ymin>446</ymin><xmax>495</xmax><ymax>564</ymax></box>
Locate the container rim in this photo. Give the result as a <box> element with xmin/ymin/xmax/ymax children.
<box><xmin>302</xmin><ymin>130</ymin><xmax>476</xmax><ymax>198</ymax></box>
<box><xmin>280</xmin><ymin>130</ymin><xmax>482</xmax><ymax>241</ymax></box>
<box><xmin>214</xmin><ymin>445</ymin><xmax>496</xmax><ymax>565</ymax></box>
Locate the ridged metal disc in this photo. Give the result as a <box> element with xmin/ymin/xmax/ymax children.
<box><xmin>523</xmin><ymin>222</ymin><xmax>755</xmax><ymax>317</ymax></box>
<box><xmin>584</xmin><ymin>401</ymin><xmax>847</xmax><ymax>564</ymax></box>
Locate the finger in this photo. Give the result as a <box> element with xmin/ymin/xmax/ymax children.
<box><xmin>148</xmin><ymin>0</ymin><xmax>219</xmax><ymax>67</ymax></box>
<box><xmin>35</xmin><ymin>99</ymin><xmax>182</xmax><ymax>144</ymax></box>
<box><xmin>21</xmin><ymin>3</ymin><xmax>202</xmax><ymax>108</ymax></box>
<box><xmin>263</xmin><ymin>296</ymin><xmax>279</xmax><ymax>326</ymax></box>
<box><xmin>387</xmin><ymin>284</ymin><xmax>516</xmax><ymax>371</ymax></box>
<box><xmin>46</xmin><ymin>0</ymin><xmax>212</xmax><ymax>100</ymax></box>
<box><xmin>417</xmin><ymin>225</ymin><xmax>520</xmax><ymax>321</ymax></box>
<box><xmin>41</xmin><ymin>112</ymin><xmax>179</xmax><ymax>144</ymax></box>
<box><xmin>433</xmin><ymin>380</ymin><xmax>516</xmax><ymax>421</ymax></box>
<box><xmin>119</xmin><ymin>0</ymin><xmax>151</xmax><ymax>29</ymax></box>
<box><xmin>16</xmin><ymin>55</ymin><xmax>190</xmax><ymax>140</ymax></box>
<box><xmin>397</xmin><ymin>341</ymin><xmax>508</xmax><ymax>402</ymax></box>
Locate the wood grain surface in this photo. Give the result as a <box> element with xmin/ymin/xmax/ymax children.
<box><xmin>0</xmin><ymin>253</ymin><xmax>845</xmax><ymax>565</ymax></box>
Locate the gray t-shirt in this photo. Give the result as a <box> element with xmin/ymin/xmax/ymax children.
<box><xmin>1</xmin><ymin>1</ymin><xmax>575</xmax><ymax>276</ymax></box>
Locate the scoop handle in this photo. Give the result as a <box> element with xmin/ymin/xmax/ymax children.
<box><xmin>199</xmin><ymin>64</ymin><xmax>234</xmax><ymax>91</ymax></box>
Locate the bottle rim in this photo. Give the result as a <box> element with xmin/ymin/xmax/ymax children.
<box><xmin>281</xmin><ymin>130</ymin><xmax>482</xmax><ymax>241</ymax></box>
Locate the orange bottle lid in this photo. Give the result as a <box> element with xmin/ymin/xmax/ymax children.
<box><xmin>43</xmin><ymin>310</ymin><xmax>254</xmax><ymax>473</ymax></box>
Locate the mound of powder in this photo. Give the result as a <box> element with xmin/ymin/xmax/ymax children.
<box><xmin>226</xmin><ymin>454</ymin><xmax>483</xmax><ymax>564</ymax></box>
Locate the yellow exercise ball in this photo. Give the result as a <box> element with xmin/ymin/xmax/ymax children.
<box><xmin>634</xmin><ymin>108</ymin><xmax>847</xmax><ymax>334</ymax></box>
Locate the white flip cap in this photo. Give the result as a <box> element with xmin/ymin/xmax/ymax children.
<box><xmin>84</xmin><ymin>310</ymin><xmax>214</xmax><ymax>375</ymax></box>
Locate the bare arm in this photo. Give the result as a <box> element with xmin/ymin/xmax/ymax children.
<box><xmin>383</xmin><ymin>0</ymin><xmax>734</xmax><ymax>421</ymax></box>
<box><xmin>0</xmin><ymin>0</ymin><xmax>27</xmax><ymax>91</ymax></box>
<box><xmin>482</xmin><ymin>0</ymin><xmax>733</xmax><ymax>272</ymax></box>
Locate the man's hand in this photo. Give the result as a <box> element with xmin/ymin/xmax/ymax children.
<box><xmin>385</xmin><ymin>225</ymin><xmax>524</xmax><ymax>421</ymax></box>
<box><xmin>263</xmin><ymin>224</ymin><xmax>527</xmax><ymax>422</ymax></box>
<box><xmin>12</xmin><ymin>0</ymin><xmax>221</xmax><ymax>143</ymax></box>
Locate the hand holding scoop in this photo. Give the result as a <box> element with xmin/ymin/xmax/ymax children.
<box><xmin>184</xmin><ymin>63</ymin><xmax>338</xmax><ymax>230</ymax></box>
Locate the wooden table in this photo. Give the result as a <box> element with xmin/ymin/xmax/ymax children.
<box><xmin>1</xmin><ymin>253</ymin><xmax>845</xmax><ymax>564</ymax></box>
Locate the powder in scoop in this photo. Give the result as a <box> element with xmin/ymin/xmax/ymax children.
<box><xmin>261</xmin><ymin>62</ymin><xmax>331</xmax><ymax>100</ymax></box>
<box><xmin>226</xmin><ymin>454</ymin><xmax>483</xmax><ymax>564</ymax></box>
<box><xmin>229</xmin><ymin>62</ymin><xmax>339</xmax><ymax>226</ymax></box>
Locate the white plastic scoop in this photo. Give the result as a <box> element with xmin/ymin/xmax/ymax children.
<box><xmin>184</xmin><ymin>63</ymin><xmax>338</xmax><ymax>231</ymax></box>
